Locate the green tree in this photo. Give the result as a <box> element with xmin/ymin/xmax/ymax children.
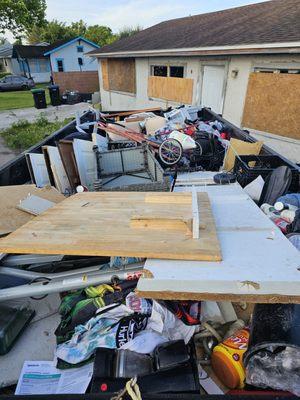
<box><xmin>26</xmin><ymin>20</ymin><xmax>72</xmax><ymax>44</ymax></box>
<box><xmin>69</xmin><ymin>20</ymin><xmax>87</xmax><ymax>37</ymax></box>
<box><xmin>0</xmin><ymin>37</ymin><xmax>8</xmax><ymax>45</ymax></box>
<box><xmin>85</xmin><ymin>25</ymin><xmax>116</xmax><ymax>47</ymax></box>
<box><xmin>117</xmin><ymin>25</ymin><xmax>143</xmax><ymax>40</ymax></box>
<box><xmin>0</xmin><ymin>0</ymin><xmax>46</xmax><ymax>38</ymax></box>
<box><xmin>26</xmin><ymin>20</ymin><xmax>117</xmax><ymax>47</ymax></box>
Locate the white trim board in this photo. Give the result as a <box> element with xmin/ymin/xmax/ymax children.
<box><xmin>137</xmin><ymin>172</ymin><xmax>300</xmax><ymax>303</ymax></box>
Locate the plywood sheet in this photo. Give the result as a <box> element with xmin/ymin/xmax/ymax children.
<box><xmin>108</xmin><ymin>58</ymin><xmax>136</xmax><ymax>94</ymax></box>
<box><xmin>0</xmin><ymin>185</ymin><xmax>64</xmax><ymax>236</ymax></box>
<box><xmin>101</xmin><ymin>59</ymin><xmax>109</xmax><ymax>91</ymax></box>
<box><xmin>0</xmin><ymin>192</ymin><xmax>221</xmax><ymax>261</ymax></box>
<box><xmin>148</xmin><ymin>76</ymin><xmax>193</xmax><ymax>104</ymax></box>
<box><xmin>242</xmin><ymin>72</ymin><xmax>300</xmax><ymax>140</ymax></box>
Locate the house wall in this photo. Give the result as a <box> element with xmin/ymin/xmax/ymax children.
<box><xmin>50</xmin><ymin>40</ymin><xmax>98</xmax><ymax>72</ymax></box>
<box><xmin>27</xmin><ymin>58</ymin><xmax>51</xmax><ymax>83</ymax></box>
<box><xmin>2</xmin><ymin>58</ymin><xmax>21</xmax><ymax>74</ymax></box>
<box><xmin>97</xmin><ymin>54</ymin><xmax>300</xmax><ymax>130</ymax></box>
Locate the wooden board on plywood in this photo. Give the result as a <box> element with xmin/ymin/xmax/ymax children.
<box><xmin>242</xmin><ymin>72</ymin><xmax>300</xmax><ymax>140</ymax></box>
<box><xmin>0</xmin><ymin>185</ymin><xmax>64</xmax><ymax>236</ymax></box>
<box><xmin>148</xmin><ymin>76</ymin><xmax>193</xmax><ymax>104</ymax></box>
<box><xmin>0</xmin><ymin>191</ymin><xmax>222</xmax><ymax>261</ymax></box>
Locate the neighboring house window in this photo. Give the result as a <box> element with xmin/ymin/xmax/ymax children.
<box><xmin>77</xmin><ymin>46</ymin><xmax>84</xmax><ymax>52</ymax></box>
<box><xmin>56</xmin><ymin>59</ymin><xmax>64</xmax><ymax>72</ymax></box>
<box><xmin>78</xmin><ymin>57</ymin><xmax>83</xmax><ymax>66</ymax></box>
<box><xmin>39</xmin><ymin>59</ymin><xmax>51</xmax><ymax>73</ymax></box>
<box><xmin>151</xmin><ymin>65</ymin><xmax>185</xmax><ymax>78</ymax></box>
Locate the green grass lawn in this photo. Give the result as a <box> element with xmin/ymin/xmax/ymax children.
<box><xmin>0</xmin><ymin>115</ymin><xmax>72</xmax><ymax>151</ymax></box>
<box><xmin>0</xmin><ymin>83</ymin><xmax>51</xmax><ymax>111</ymax></box>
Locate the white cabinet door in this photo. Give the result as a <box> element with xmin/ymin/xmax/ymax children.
<box><xmin>45</xmin><ymin>146</ymin><xmax>71</xmax><ymax>194</ymax></box>
<box><xmin>73</xmin><ymin>139</ymin><xmax>97</xmax><ymax>191</ymax></box>
<box><xmin>28</xmin><ymin>154</ymin><xmax>50</xmax><ymax>188</ymax></box>
<box><xmin>201</xmin><ymin>65</ymin><xmax>225</xmax><ymax>114</ymax></box>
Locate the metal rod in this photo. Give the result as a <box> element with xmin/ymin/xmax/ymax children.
<box><xmin>0</xmin><ymin>264</ymin><xmax>144</xmax><ymax>301</ymax></box>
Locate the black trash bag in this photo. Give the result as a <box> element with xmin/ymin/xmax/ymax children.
<box><xmin>258</xmin><ymin>166</ymin><xmax>292</xmax><ymax>206</ymax></box>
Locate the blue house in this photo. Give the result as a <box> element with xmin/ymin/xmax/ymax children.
<box><xmin>44</xmin><ymin>36</ymin><xmax>100</xmax><ymax>73</ymax></box>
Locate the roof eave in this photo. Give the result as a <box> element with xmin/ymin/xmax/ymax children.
<box><xmin>88</xmin><ymin>42</ymin><xmax>300</xmax><ymax>58</ymax></box>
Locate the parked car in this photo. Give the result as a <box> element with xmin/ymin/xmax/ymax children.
<box><xmin>0</xmin><ymin>75</ymin><xmax>35</xmax><ymax>91</ymax></box>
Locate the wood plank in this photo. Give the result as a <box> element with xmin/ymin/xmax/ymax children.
<box><xmin>0</xmin><ymin>192</ymin><xmax>221</xmax><ymax>261</ymax></box>
<box><xmin>148</xmin><ymin>76</ymin><xmax>193</xmax><ymax>104</ymax></box>
<box><xmin>57</xmin><ymin>140</ymin><xmax>80</xmax><ymax>191</ymax></box>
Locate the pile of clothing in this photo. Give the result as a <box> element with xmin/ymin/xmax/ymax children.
<box><xmin>54</xmin><ymin>268</ymin><xmax>201</xmax><ymax>368</ymax></box>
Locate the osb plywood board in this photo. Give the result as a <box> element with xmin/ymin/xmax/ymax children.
<box><xmin>0</xmin><ymin>192</ymin><xmax>221</xmax><ymax>261</ymax></box>
<box><xmin>108</xmin><ymin>58</ymin><xmax>136</xmax><ymax>94</ymax></box>
<box><xmin>0</xmin><ymin>185</ymin><xmax>64</xmax><ymax>236</ymax></box>
<box><xmin>148</xmin><ymin>76</ymin><xmax>193</xmax><ymax>104</ymax></box>
<box><xmin>101</xmin><ymin>59</ymin><xmax>109</xmax><ymax>91</ymax></box>
<box><xmin>242</xmin><ymin>73</ymin><xmax>300</xmax><ymax>140</ymax></box>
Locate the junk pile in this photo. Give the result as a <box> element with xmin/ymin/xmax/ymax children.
<box><xmin>0</xmin><ymin>105</ymin><xmax>299</xmax><ymax>398</ymax></box>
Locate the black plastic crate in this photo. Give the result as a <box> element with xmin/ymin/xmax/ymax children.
<box><xmin>234</xmin><ymin>155</ymin><xmax>300</xmax><ymax>191</ymax></box>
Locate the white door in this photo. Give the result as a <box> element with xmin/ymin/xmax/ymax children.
<box><xmin>201</xmin><ymin>65</ymin><xmax>225</xmax><ymax>114</ymax></box>
<box><xmin>45</xmin><ymin>146</ymin><xmax>71</xmax><ymax>194</ymax></box>
<box><xmin>73</xmin><ymin>139</ymin><xmax>97</xmax><ymax>191</ymax></box>
<box><xmin>28</xmin><ymin>154</ymin><xmax>50</xmax><ymax>188</ymax></box>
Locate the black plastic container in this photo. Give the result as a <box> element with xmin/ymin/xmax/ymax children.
<box><xmin>244</xmin><ymin>303</ymin><xmax>300</xmax><ymax>364</ymax></box>
<box><xmin>48</xmin><ymin>84</ymin><xmax>61</xmax><ymax>106</ymax></box>
<box><xmin>0</xmin><ymin>303</ymin><xmax>35</xmax><ymax>355</ymax></box>
<box><xmin>234</xmin><ymin>155</ymin><xmax>300</xmax><ymax>191</ymax></box>
<box><xmin>31</xmin><ymin>88</ymin><xmax>47</xmax><ymax>109</ymax></box>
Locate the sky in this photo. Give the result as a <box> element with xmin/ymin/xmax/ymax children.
<box><xmin>5</xmin><ymin>0</ymin><xmax>267</xmax><ymax>41</ymax></box>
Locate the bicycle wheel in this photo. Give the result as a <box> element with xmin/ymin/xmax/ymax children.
<box><xmin>159</xmin><ymin>138</ymin><xmax>183</xmax><ymax>165</ymax></box>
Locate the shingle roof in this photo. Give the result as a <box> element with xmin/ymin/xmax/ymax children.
<box><xmin>13</xmin><ymin>44</ymin><xmax>49</xmax><ymax>59</ymax></box>
<box><xmin>89</xmin><ymin>0</ymin><xmax>300</xmax><ymax>55</ymax></box>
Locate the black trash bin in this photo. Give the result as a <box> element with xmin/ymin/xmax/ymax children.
<box><xmin>48</xmin><ymin>84</ymin><xmax>61</xmax><ymax>106</ymax></box>
<box><xmin>31</xmin><ymin>88</ymin><xmax>47</xmax><ymax>109</ymax></box>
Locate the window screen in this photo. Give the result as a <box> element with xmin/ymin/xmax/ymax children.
<box><xmin>57</xmin><ymin>59</ymin><xmax>64</xmax><ymax>72</ymax></box>
<box><xmin>170</xmin><ymin>66</ymin><xmax>184</xmax><ymax>78</ymax></box>
<box><xmin>152</xmin><ymin>65</ymin><xmax>168</xmax><ymax>77</ymax></box>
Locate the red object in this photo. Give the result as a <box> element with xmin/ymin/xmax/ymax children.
<box><xmin>220</xmin><ymin>132</ymin><xmax>228</xmax><ymax>140</ymax></box>
<box><xmin>100</xmin><ymin>383</ymin><xmax>108</xmax><ymax>392</ymax></box>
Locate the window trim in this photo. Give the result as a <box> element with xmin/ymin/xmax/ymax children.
<box><xmin>56</xmin><ymin>58</ymin><xmax>65</xmax><ymax>72</ymax></box>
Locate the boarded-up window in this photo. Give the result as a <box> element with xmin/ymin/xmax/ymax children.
<box><xmin>101</xmin><ymin>59</ymin><xmax>109</xmax><ymax>91</ymax></box>
<box><xmin>101</xmin><ymin>58</ymin><xmax>136</xmax><ymax>94</ymax></box>
<box><xmin>242</xmin><ymin>72</ymin><xmax>300</xmax><ymax>140</ymax></box>
<box><xmin>148</xmin><ymin>76</ymin><xmax>193</xmax><ymax>104</ymax></box>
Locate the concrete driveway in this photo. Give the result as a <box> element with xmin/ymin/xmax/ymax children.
<box><xmin>0</xmin><ymin>102</ymin><xmax>89</xmax><ymax>168</ymax></box>
<box><xmin>0</xmin><ymin>102</ymin><xmax>89</xmax><ymax>130</ymax></box>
